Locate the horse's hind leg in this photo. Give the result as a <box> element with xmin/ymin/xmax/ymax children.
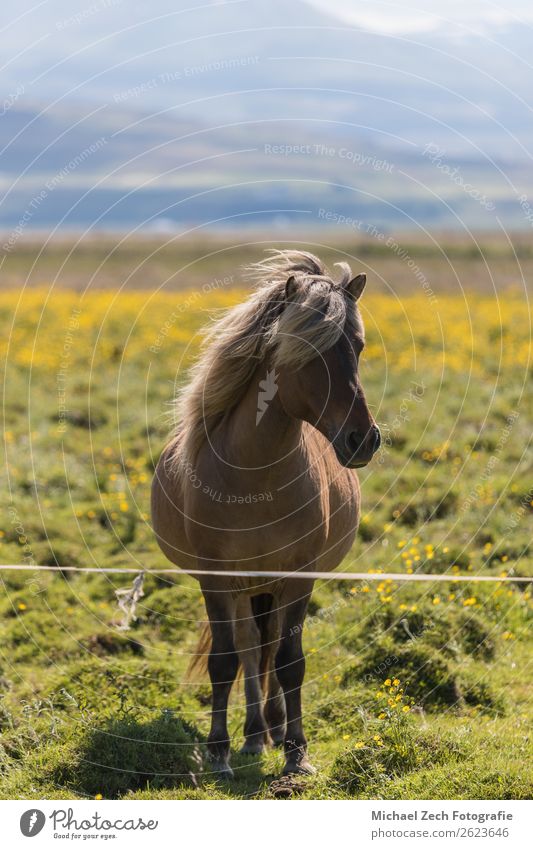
<box><xmin>264</xmin><ymin>669</ymin><xmax>286</xmax><ymax>747</ymax></box>
<box><xmin>263</xmin><ymin>605</ymin><xmax>286</xmax><ymax>747</ymax></box>
<box><xmin>201</xmin><ymin>578</ymin><xmax>238</xmax><ymax>778</ymax></box>
<box><xmin>234</xmin><ymin>596</ymin><xmax>268</xmax><ymax>755</ymax></box>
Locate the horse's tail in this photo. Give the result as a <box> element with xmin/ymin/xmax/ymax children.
<box><xmin>186</xmin><ymin>620</ymin><xmax>212</xmax><ymax>680</ymax></box>
<box><xmin>186</xmin><ymin>594</ymin><xmax>275</xmax><ymax>692</ymax></box>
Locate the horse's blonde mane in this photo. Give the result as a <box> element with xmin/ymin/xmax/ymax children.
<box><xmin>168</xmin><ymin>250</ymin><xmax>360</xmax><ymax>474</ymax></box>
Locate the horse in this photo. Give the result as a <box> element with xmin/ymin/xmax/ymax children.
<box><xmin>151</xmin><ymin>250</ymin><xmax>381</xmax><ymax>777</ymax></box>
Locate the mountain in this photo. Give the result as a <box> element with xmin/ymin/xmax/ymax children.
<box><xmin>1</xmin><ymin>0</ymin><xmax>532</xmax><ymax>233</ymax></box>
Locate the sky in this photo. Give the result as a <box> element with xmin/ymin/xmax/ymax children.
<box><xmin>307</xmin><ymin>0</ymin><xmax>533</xmax><ymax>35</ymax></box>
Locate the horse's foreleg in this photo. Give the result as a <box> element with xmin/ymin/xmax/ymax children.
<box><xmin>275</xmin><ymin>579</ymin><xmax>315</xmax><ymax>776</ymax></box>
<box><xmin>201</xmin><ymin>578</ymin><xmax>238</xmax><ymax>778</ymax></box>
<box><xmin>234</xmin><ymin>596</ymin><xmax>267</xmax><ymax>755</ymax></box>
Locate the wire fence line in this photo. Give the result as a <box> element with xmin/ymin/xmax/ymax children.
<box><xmin>1</xmin><ymin>563</ymin><xmax>529</xmax><ymax>630</ymax></box>
<box><xmin>0</xmin><ymin>563</ymin><xmax>530</xmax><ymax>581</ymax></box>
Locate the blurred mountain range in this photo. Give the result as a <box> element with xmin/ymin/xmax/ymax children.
<box><xmin>1</xmin><ymin>0</ymin><xmax>532</xmax><ymax>233</ymax></box>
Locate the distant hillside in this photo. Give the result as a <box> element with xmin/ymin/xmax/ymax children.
<box><xmin>1</xmin><ymin>0</ymin><xmax>532</xmax><ymax>232</ymax></box>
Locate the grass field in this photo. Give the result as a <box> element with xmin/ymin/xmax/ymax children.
<box><xmin>0</xmin><ymin>237</ymin><xmax>531</xmax><ymax>800</ymax></box>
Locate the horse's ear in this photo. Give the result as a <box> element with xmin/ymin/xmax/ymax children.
<box><xmin>345</xmin><ymin>273</ymin><xmax>366</xmax><ymax>301</ymax></box>
<box><xmin>285</xmin><ymin>275</ymin><xmax>300</xmax><ymax>301</ymax></box>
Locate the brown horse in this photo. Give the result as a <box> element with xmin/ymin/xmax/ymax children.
<box><xmin>151</xmin><ymin>250</ymin><xmax>380</xmax><ymax>777</ymax></box>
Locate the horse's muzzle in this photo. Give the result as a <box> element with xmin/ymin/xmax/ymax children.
<box><xmin>333</xmin><ymin>425</ymin><xmax>381</xmax><ymax>468</ymax></box>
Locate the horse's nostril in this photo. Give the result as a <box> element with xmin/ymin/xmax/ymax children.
<box><xmin>347</xmin><ymin>426</ymin><xmax>381</xmax><ymax>457</ymax></box>
<box><xmin>347</xmin><ymin>430</ymin><xmax>363</xmax><ymax>455</ymax></box>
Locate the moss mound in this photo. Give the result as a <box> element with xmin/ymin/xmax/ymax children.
<box><xmin>342</xmin><ymin>640</ymin><xmax>502</xmax><ymax>713</ymax></box>
<box><xmin>142</xmin><ymin>587</ymin><xmax>202</xmax><ymax>637</ymax></box>
<box><xmin>367</xmin><ymin>606</ymin><xmax>497</xmax><ymax>661</ymax></box>
<box><xmin>331</xmin><ymin>729</ymin><xmax>467</xmax><ymax>795</ymax></box>
<box><xmin>344</xmin><ymin>641</ymin><xmax>461</xmax><ymax>707</ymax></box>
<box><xmin>49</xmin><ymin>711</ymin><xmax>203</xmax><ymax>798</ymax></box>
<box><xmin>85</xmin><ymin>632</ymin><xmax>144</xmax><ymax>657</ymax></box>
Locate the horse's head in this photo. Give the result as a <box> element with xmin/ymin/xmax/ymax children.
<box><xmin>275</xmin><ymin>270</ymin><xmax>380</xmax><ymax>468</ymax></box>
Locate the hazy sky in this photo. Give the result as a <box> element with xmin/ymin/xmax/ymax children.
<box><xmin>308</xmin><ymin>0</ymin><xmax>533</xmax><ymax>34</ymax></box>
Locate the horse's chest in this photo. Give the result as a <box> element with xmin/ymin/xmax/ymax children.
<box><xmin>185</xmin><ymin>473</ymin><xmax>327</xmax><ymax>565</ymax></box>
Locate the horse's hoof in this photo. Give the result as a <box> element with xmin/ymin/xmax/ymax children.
<box><xmin>283</xmin><ymin>757</ymin><xmax>316</xmax><ymax>776</ymax></box>
<box><xmin>239</xmin><ymin>741</ymin><xmax>265</xmax><ymax>755</ymax></box>
<box><xmin>208</xmin><ymin>759</ymin><xmax>234</xmax><ymax>780</ymax></box>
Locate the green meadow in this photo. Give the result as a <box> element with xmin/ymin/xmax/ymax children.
<box><xmin>0</xmin><ymin>237</ymin><xmax>531</xmax><ymax>799</ymax></box>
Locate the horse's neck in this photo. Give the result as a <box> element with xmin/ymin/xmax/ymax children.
<box><xmin>222</xmin><ymin>362</ymin><xmax>302</xmax><ymax>470</ymax></box>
